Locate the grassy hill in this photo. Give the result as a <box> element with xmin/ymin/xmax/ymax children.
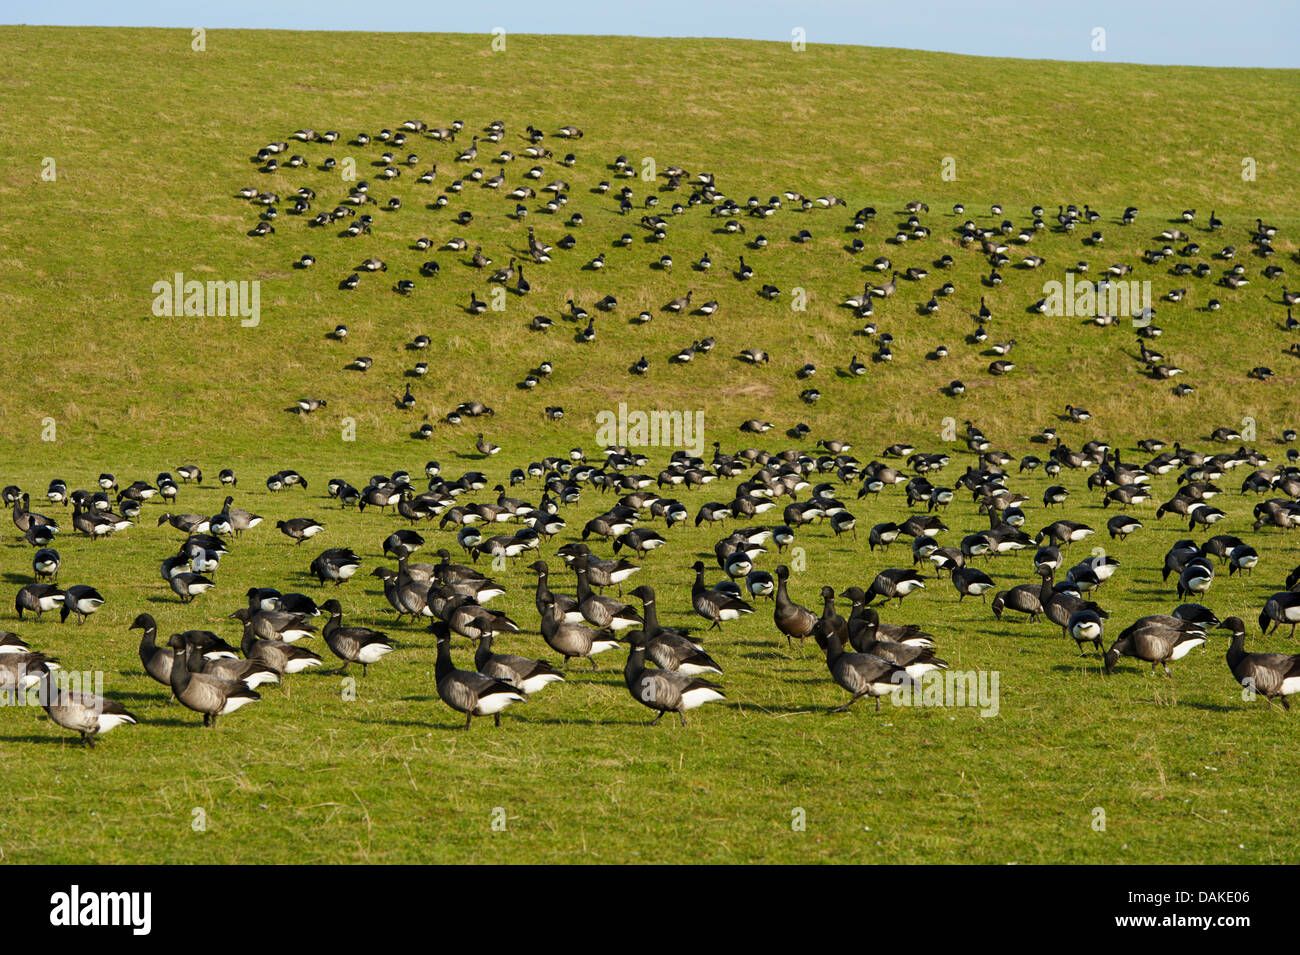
<box><xmin>0</xmin><ymin>26</ymin><xmax>1298</xmax><ymax>864</ymax></box>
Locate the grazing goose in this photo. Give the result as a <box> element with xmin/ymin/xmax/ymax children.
<box><xmin>1067</xmin><ymin>606</ymin><xmax>1108</xmax><ymax>656</ymax></box>
<box><xmin>32</xmin><ymin>547</ymin><xmax>60</xmax><ymax>581</ymax></box>
<box><xmin>277</xmin><ymin>518</ymin><xmax>324</xmax><ymax>544</ymax></box>
<box><xmin>623</xmin><ymin>632</ymin><xmax>725</xmax><ymax>726</ymax></box>
<box><xmin>1104</xmin><ymin>616</ymin><xmax>1207</xmax><ymax>676</ymax></box>
<box><xmin>37</xmin><ymin>670</ymin><xmax>136</xmax><ymax>747</ymax></box>
<box><xmin>865</xmin><ymin>568</ymin><xmax>927</xmax><ymax>606</ymax></box>
<box><xmin>169</xmin><ymin>572</ymin><xmax>215</xmax><ymax>603</ymax></box>
<box><xmin>320</xmin><ymin>600</ymin><xmax>394</xmax><ymax>676</ymax></box>
<box><xmin>169</xmin><ymin>645</ymin><xmax>260</xmax><ymax>728</ymax></box>
<box><xmin>433</xmin><ymin>622</ymin><xmax>525</xmax><ymax>728</ymax></box>
<box><xmin>1221</xmin><ymin>616</ymin><xmax>1300</xmax><ymax>710</ymax></box>
<box><xmin>310</xmin><ymin>548</ymin><xmax>362</xmax><ymax>586</ymax></box>
<box><xmin>947</xmin><ymin>561</ymin><xmax>996</xmax><ymax>602</ymax></box>
<box><xmin>1259</xmin><ymin>592</ymin><xmax>1300</xmax><ymax>638</ymax></box>
<box><xmin>990</xmin><ymin>582</ymin><xmax>1043</xmax><ymax>622</ymax></box>
<box><xmin>16</xmin><ymin>583</ymin><xmax>64</xmax><ymax>620</ymax></box>
<box><xmin>59</xmin><ymin>585</ymin><xmax>104</xmax><ymax>625</ymax></box>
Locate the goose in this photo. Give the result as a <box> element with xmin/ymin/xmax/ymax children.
<box><xmin>1220</xmin><ymin>617</ymin><xmax>1300</xmax><ymax>709</ymax></box>
<box><xmin>691</xmin><ymin>561</ymin><xmax>753</xmax><ymax>629</ymax></box>
<box><xmin>866</xmin><ymin>568</ymin><xmax>927</xmax><ymax>606</ymax></box>
<box><xmin>817</xmin><ymin>614</ymin><xmax>906</xmax><ymax>713</ymax></box>
<box><xmin>626</xmin><ymin>590</ymin><xmax>722</xmax><ymax>676</ymax></box>
<box><xmin>59</xmin><ymin>584</ymin><xmax>104</xmax><ymax>625</ymax></box>
<box><xmin>475</xmin><ymin>434</ymin><xmax>500</xmax><ymax>457</ymax></box>
<box><xmin>1260</xmin><ymin>592</ymin><xmax>1300</xmax><ymax>638</ymax></box>
<box><xmin>320</xmin><ymin>600</ymin><xmax>394</xmax><ymax>676</ymax></box>
<box><xmin>574</xmin><ymin>557</ymin><xmax>642</xmax><ymax>630</ymax></box>
<box><xmin>167</xmin><ymin>632</ymin><xmax>279</xmax><ymax>690</ymax></box>
<box><xmin>1104</xmin><ymin>616</ymin><xmax>1207</xmax><ymax>677</ymax></box>
<box><xmin>169</xmin><ymin>645</ymin><xmax>260</xmax><ymax>728</ymax></box>
<box><xmin>31</xmin><ymin>547</ymin><xmax>60</xmax><ymax>582</ymax></box>
<box><xmin>16</xmin><ymin>583</ymin><xmax>64</xmax><ymax>619</ymax></box>
<box><xmin>131</xmin><ymin>613</ymin><xmax>177</xmax><ymax>690</ymax></box>
<box><xmin>991</xmin><ymin>582</ymin><xmax>1043</xmax><ymax>622</ymax></box>
<box><xmin>37</xmin><ymin>670</ymin><xmax>136</xmax><ymax>747</ymax></box>
<box><xmin>947</xmin><ymin>561</ymin><xmax>996</xmax><ymax>602</ymax></box>
<box><xmin>475</xmin><ymin>632</ymin><xmax>564</xmax><ymax>698</ymax></box>
<box><xmin>844</xmin><ymin>604</ymin><xmax>947</xmax><ymax>678</ymax></box>
<box><xmin>310</xmin><ymin>548</ymin><xmax>362</xmax><ymax>586</ymax></box>
<box><xmin>619</xmin><ymin>629</ymin><xmax>724</xmax><ymax>729</ymax></box>
<box><xmin>540</xmin><ymin>597</ymin><xmax>620</xmax><ymax>669</ymax></box>
<box><xmin>230</xmin><ymin>605</ymin><xmax>317</xmax><ymax>643</ymax></box>
<box><xmin>0</xmin><ymin>651</ymin><xmax>55</xmax><ymax>697</ymax></box>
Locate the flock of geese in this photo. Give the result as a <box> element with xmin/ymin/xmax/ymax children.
<box><xmin>236</xmin><ymin>120</ymin><xmax>1296</xmax><ymax>415</ymax></box>
<box><xmin>5</xmin><ymin>416</ymin><xmax>1300</xmax><ymax>746</ymax></box>
<box><xmin>6</xmin><ymin>120</ymin><xmax>1298</xmax><ymax>745</ymax></box>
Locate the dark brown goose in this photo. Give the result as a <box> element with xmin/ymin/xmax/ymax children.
<box><xmin>321</xmin><ymin>599</ymin><xmax>394</xmax><ymax>675</ymax></box>
<box><xmin>433</xmin><ymin>622</ymin><xmax>525</xmax><ymax>728</ymax></box>
<box><xmin>37</xmin><ymin>669</ymin><xmax>136</xmax><ymax>747</ymax></box>
<box><xmin>540</xmin><ymin>597</ymin><xmax>620</xmax><ymax>668</ymax></box>
<box><xmin>169</xmin><ymin>645</ymin><xmax>260</xmax><ymax>728</ymax></box>
<box><xmin>623</xmin><ymin>632</ymin><xmax>725</xmax><ymax>726</ymax></box>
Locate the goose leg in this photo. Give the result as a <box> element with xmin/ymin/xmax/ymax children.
<box><xmin>649</xmin><ymin>711</ymin><xmax>664</xmax><ymax>726</ymax></box>
<box><xmin>494</xmin><ymin>713</ymin><xmax>501</xmax><ymax>727</ymax></box>
<box><xmin>464</xmin><ymin>712</ymin><xmax>473</xmax><ymax>730</ymax></box>
<box><xmin>679</xmin><ymin>711</ymin><xmax>687</xmax><ymax>727</ymax></box>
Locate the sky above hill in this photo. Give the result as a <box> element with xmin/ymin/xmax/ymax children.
<box><xmin>9</xmin><ymin>0</ymin><xmax>1298</xmax><ymax>69</ymax></box>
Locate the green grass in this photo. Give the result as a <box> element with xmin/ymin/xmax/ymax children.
<box><xmin>0</xmin><ymin>25</ymin><xmax>1298</xmax><ymax>864</ymax></box>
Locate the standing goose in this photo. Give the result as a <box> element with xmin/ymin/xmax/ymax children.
<box><xmin>320</xmin><ymin>600</ymin><xmax>394</xmax><ymax>675</ymax></box>
<box><xmin>37</xmin><ymin>670</ymin><xmax>136</xmax><ymax>747</ymax></box>
<box><xmin>132</xmin><ymin>613</ymin><xmax>175</xmax><ymax>690</ymax></box>
<box><xmin>691</xmin><ymin>561</ymin><xmax>753</xmax><ymax>629</ymax></box>
<box><xmin>817</xmin><ymin>614</ymin><xmax>906</xmax><ymax>712</ymax></box>
<box><xmin>628</xmin><ymin>586</ymin><xmax>722</xmax><ymax>675</ymax></box>
<box><xmin>528</xmin><ymin>560</ymin><xmax>583</xmax><ymax>623</ymax></box>
<box><xmin>540</xmin><ymin>596</ymin><xmax>620</xmax><ymax>668</ymax></box>
<box><xmin>574</xmin><ymin>557</ymin><xmax>642</xmax><ymax>630</ymax></box>
<box><xmin>1221</xmin><ymin>616</ymin><xmax>1300</xmax><ymax>710</ymax></box>
<box><xmin>239</xmin><ymin>627</ymin><xmax>323</xmax><ymax>676</ymax></box>
<box><xmin>844</xmin><ymin>603</ymin><xmax>948</xmax><ymax>679</ymax></box>
<box><xmin>433</xmin><ymin>622</ymin><xmax>525</xmax><ymax>728</ymax></box>
<box><xmin>169</xmin><ymin>645</ymin><xmax>260</xmax><ymax>728</ymax></box>
<box><xmin>167</xmin><ymin>633</ymin><xmax>280</xmax><ymax>689</ymax></box>
<box><xmin>623</xmin><ymin>632</ymin><xmax>725</xmax><ymax>726</ymax></box>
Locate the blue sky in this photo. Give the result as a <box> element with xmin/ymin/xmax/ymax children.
<box><xmin>8</xmin><ymin>1</ymin><xmax>1297</xmax><ymax>68</ymax></box>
